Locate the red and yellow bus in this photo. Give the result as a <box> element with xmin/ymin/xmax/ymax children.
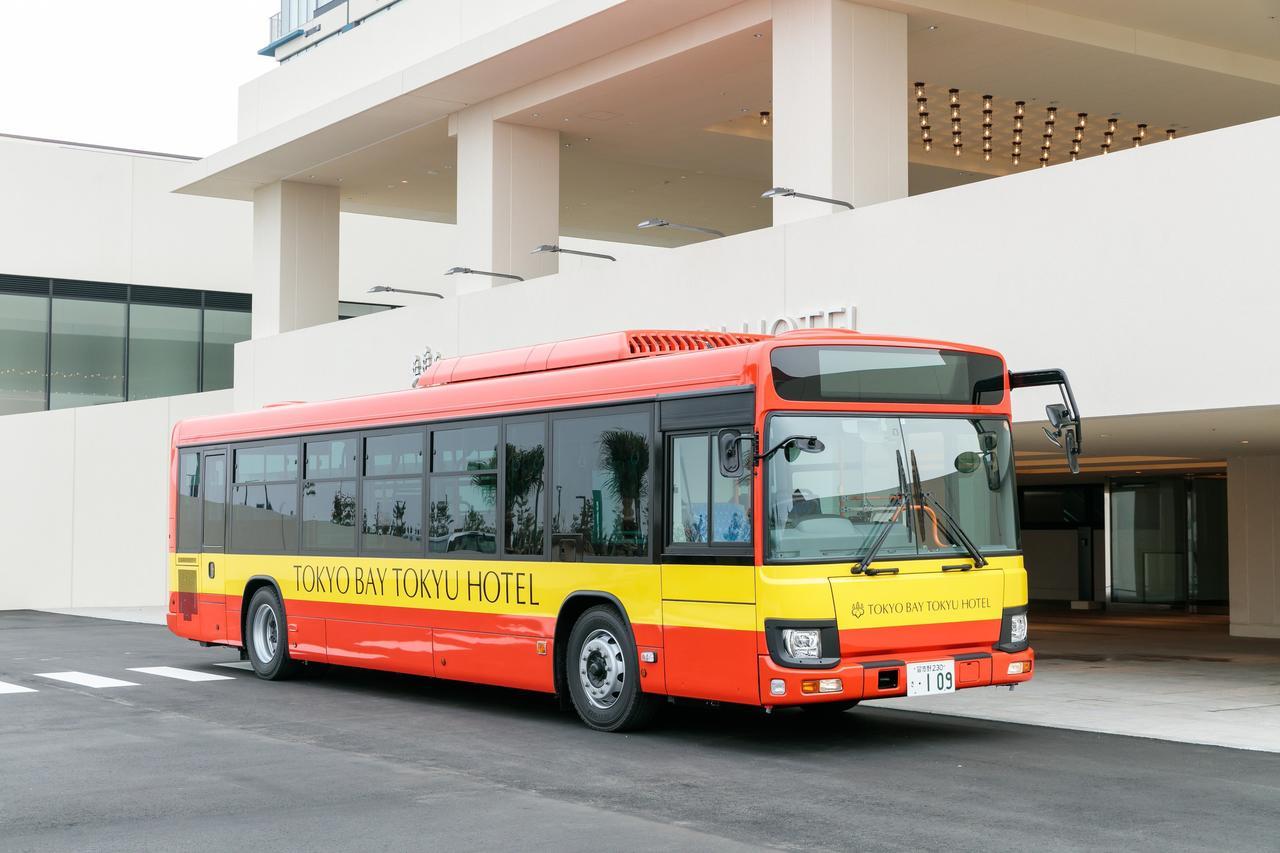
<box><xmin>168</xmin><ymin>328</ymin><xmax>1081</xmax><ymax>731</ymax></box>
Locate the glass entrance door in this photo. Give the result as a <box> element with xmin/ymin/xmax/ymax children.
<box><xmin>1109</xmin><ymin>476</ymin><xmax>1227</xmax><ymax>606</ymax></box>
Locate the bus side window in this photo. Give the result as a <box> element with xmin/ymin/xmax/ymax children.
<box><xmin>667</xmin><ymin>430</ymin><xmax>753</xmax><ymax>551</ymax></box>
<box><xmin>550</xmin><ymin>408</ymin><xmax>653</xmax><ymax>561</ymax></box>
<box><xmin>177</xmin><ymin>451</ymin><xmax>200</xmax><ymax>552</ymax></box>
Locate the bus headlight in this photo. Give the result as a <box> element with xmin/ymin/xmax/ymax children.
<box><xmin>1010</xmin><ymin>613</ymin><xmax>1028</xmax><ymax>645</ymax></box>
<box><xmin>782</xmin><ymin>628</ymin><xmax>821</xmax><ymax>659</ymax></box>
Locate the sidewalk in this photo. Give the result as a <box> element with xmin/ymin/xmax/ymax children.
<box><xmin>866</xmin><ymin>612</ymin><xmax>1280</xmax><ymax>753</ymax></box>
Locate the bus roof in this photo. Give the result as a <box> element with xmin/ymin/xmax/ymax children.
<box><xmin>172</xmin><ymin>328</ymin><xmax>1006</xmax><ymax>447</ymax></box>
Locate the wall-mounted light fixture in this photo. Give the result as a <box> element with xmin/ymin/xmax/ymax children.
<box><xmin>636</xmin><ymin>218</ymin><xmax>725</xmax><ymax>238</ymax></box>
<box><xmin>1166</xmin><ymin>128</ymin><xmax>1177</xmax><ymax>140</ymax></box>
<box><xmin>761</xmin><ymin>187</ymin><xmax>854</xmax><ymax>210</ymax></box>
<box><xmin>367</xmin><ymin>285</ymin><xmax>444</xmax><ymax>299</ymax></box>
<box><xmin>760</xmin><ymin>111</ymin><xmax>770</xmax><ymax>127</ymax></box>
<box><xmin>531</xmin><ymin>244</ymin><xmax>616</xmax><ymax>261</ymax></box>
<box><xmin>444</xmin><ymin>267</ymin><xmax>525</xmax><ymax>282</ymax></box>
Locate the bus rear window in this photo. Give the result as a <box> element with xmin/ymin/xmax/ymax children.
<box><xmin>771</xmin><ymin>346</ymin><xmax>1005</xmax><ymax>405</ymax></box>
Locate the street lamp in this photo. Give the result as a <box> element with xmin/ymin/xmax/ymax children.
<box><xmin>367</xmin><ymin>285</ymin><xmax>444</xmax><ymax>299</ymax></box>
<box><xmin>761</xmin><ymin>187</ymin><xmax>854</xmax><ymax>210</ymax></box>
<box><xmin>530</xmin><ymin>244</ymin><xmax>616</xmax><ymax>261</ymax></box>
<box><xmin>444</xmin><ymin>267</ymin><xmax>525</xmax><ymax>282</ymax></box>
<box><xmin>636</xmin><ymin>218</ymin><xmax>725</xmax><ymax>239</ymax></box>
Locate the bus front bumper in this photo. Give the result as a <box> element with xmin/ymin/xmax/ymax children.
<box><xmin>758</xmin><ymin>646</ymin><xmax>1034</xmax><ymax>707</ymax></box>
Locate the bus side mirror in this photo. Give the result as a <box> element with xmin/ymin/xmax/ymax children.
<box><xmin>1046</xmin><ymin>403</ymin><xmax>1069</xmax><ymax>430</ymax></box>
<box><xmin>717</xmin><ymin>429</ymin><xmax>754</xmax><ymax>479</ymax></box>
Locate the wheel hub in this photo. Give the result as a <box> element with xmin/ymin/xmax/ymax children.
<box><xmin>578</xmin><ymin>629</ymin><xmax>625</xmax><ymax>710</ymax></box>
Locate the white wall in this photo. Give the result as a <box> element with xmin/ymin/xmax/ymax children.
<box><xmin>0</xmin><ymin>391</ymin><xmax>233</xmax><ymax>610</ymax></box>
<box><xmin>233</xmin><ymin>116</ymin><xmax>1280</xmax><ymax>428</ymax></box>
<box><xmin>0</xmin><ymin>136</ymin><xmax>453</xmax><ymax>307</ymax></box>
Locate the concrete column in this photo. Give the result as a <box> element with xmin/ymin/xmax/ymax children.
<box><xmin>452</xmin><ymin>107</ymin><xmax>560</xmax><ymax>293</ymax></box>
<box><xmin>251</xmin><ymin>180</ymin><xmax>340</xmax><ymax>339</ymax></box>
<box><xmin>771</xmin><ymin>0</ymin><xmax>907</xmax><ymax>225</ymax></box>
<box><xmin>1227</xmin><ymin>455</ymin><xmax>1280</xmax><ymax>638</ymax></box>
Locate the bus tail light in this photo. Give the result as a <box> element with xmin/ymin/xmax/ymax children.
<box><xmin>801</xmin><ymin>678</ymin><xmax>843</xmax><ymax>695</ymax></box>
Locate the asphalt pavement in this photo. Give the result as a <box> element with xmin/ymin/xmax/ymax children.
<box><xmin>2</xmin><ymin>611</ymin><xmax>1277</xmax><ymax>852</ymax></box>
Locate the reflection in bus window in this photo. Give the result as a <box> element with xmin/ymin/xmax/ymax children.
<box><xmin>231</xmin><ymin>482</ymin><xmax>298</xmax><ymax>553</ymax></box>
<box><xmin>362</xmin><ymin>478</ymin><xmax>422</xmax><ymax>554</ymax></box>
<box><xmin>505</xmin><ymin>421</ymin><xmax>546</xmax><ymax>556</ymax></box>
<box><xmin>429</xmin><ymin>474</ymin><xmax>497</xmax><ymax>554</ymax></box>
<box><xmin>552</xmin><ymin>411</ymin><xmax>650</xmax><ymax>560</ymax></box>
<box><xmin>302</xmin><ymin>478</ymin><xmax>356</xmax><ymax>551</ymax></box>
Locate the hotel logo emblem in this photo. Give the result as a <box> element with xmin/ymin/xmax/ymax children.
<box><xmin>850</xmin><ymin>602</ymin><xmax>865</xmax><ymax>620</ymax></box>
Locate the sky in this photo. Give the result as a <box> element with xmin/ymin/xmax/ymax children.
<box><xmin>0</xmin><ymin>1</ymin><xmax>279</xmax><ymax>157</ymax></box>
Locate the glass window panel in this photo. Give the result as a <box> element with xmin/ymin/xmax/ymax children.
<box><xmin>305</xmin><ymin>438</ymin><xmax>358</xmax><ymax>479</ymax></box>
<box><xmin>771</xmin><ymin>346</ymin><xmax>1005</xmax><ymax>405</ymax></box>
<box><xmin>765</xmin><ymin>416</ymin><xmax>1016</xmax><ymax>563</ymax></box>
<box><xmin>128</xmin><ymin>304</ymin><xmax>199</xmax><ymax>401</ymax></box>
<box><xmin>432</xmin><ymin>425</ymin><xmax>498</xmax><ymax>473</ymax></box>
<box><xmin>177</xmin><ymin>451</ymin><xmax>201</xmax><ymax>552</ymax></box>
<box><xmin>551</xmin><ymin>411</ymin><xmax>651</xmax><ymax>560</ymax></box>
<box><xmin>235</xmin><ymin>443</ymin><xmax>299</xmax><ymax>483</ymax></box>
<box><xmin>202</xmin><ymin>454</ymin><xmax>226</xmax><ymax>549</ymax></box>
<box><xmin>338</xmin><ymin>301</ymin><xmax>394</xmax><ymax>320</ymax></box>
<box><xmin>671</xmin><ymin>436</ymin><xmax>709</xmax><ymax>544</ymax></box>
<box><xmin>302</xmin><ymin>479</ymin><xmax>357</xmax><ymax>552</ymax></box>
<box><xmin>49</xmin><ymin>298</ymin><xmax>125</xmax><ymax>410</ymax></box>
<box><xmin>429</xmin><ymin>474</ymin><xmax>498</xmax><ymax>555</ymax></box>
<box><xmin>231</xmin><ymin>483</ymin><xmax>299</xmax><ymax>553</ymax></box>
<box><xmin>0</xmin><ymin>293</ymin><xmax>49</xmax><ymax>415</ymax></box>
<box><xmin>362</xmin><ymin>478</ymin><xmax>423</xmax><ymax>554</ymax></box>
<box><xmin>505</xmin><ymin>421</ymin><xmax>546</xmax><ymax>556</ymax></box>
<box><xmin>365</xmin><ymin>432</ymin><xmax>423</xmax><ymax>476</ymax></box>
<box><xmin>202</xmin><ymin>309</ymin><xmax>250</xmax><ymax>392</ymax></box>
<box><xmin>713</xmin><ymin>452</ymin><xmax>752</xmax><ymax>544</ymax></box>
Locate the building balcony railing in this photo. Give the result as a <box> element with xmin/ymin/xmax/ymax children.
<box><xmin>268</xmin><ymin>0</ymin><xmax>321</xmax><ymax>43</ymax></box>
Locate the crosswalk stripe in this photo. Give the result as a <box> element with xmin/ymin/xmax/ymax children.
<box><xmin>35</xmin><ymin>671</ymin><xmax>140</xmax><ymax>689</ymax></box>
<box><xmin>0</xmin><ymin>680</ymin><xmax>37</xmax><ymax>695</ymax></box>
<box><xmin>214</xmin><ymin>661</ymin><xmax>254</xmax><ymax>671</ymax></box>
<box><xmin>127</xmin><ymin>666</ymin><xmax>235</xmax><ymax>682</ymax></box>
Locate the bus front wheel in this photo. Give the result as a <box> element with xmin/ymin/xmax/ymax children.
<box><xmin>565</xmin><ymin>605</ymin><xmax>658</xmax><ymax>732</ymax></box>
<box><xmin>245</xmin><ymin>587</ymin><xmax>302</xmax><ymax>681</ymax></box>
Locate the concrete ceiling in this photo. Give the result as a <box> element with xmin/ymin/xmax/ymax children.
<box><xmin>1013</xmin><ymin>404</ymin><xmax>1280</xmax><ymax>479</ymax></box>
<box><xmin>277</xmin><ymin>3</ymin><xmax>1280</xmax><ymax>246</ymax></box>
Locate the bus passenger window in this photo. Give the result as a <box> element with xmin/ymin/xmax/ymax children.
<box><xmin>177</xmin><ymin>451</ymin><xmax>200</xmax><ymax>552</ymax></box>
<box><xmin>551</xmin><ymin>410</ymin><xmax>651</xmax><ymax>560</ymax></box>
<box><xmin>504</xmin><ymin>420</ymin><xmax>546</xmax><ymax>556</ymax></box>
<box><xmin>428</xmin><ymin>424</ymin><xmax>498</xmax><ymax>556</ymax></box>
<box><xmin>302</xmin><ymin>437</ymin><xmax>357</xmax><ymax>553</ymax></box>
<box><xmin>363</xmin><ymin>431</ymin><xmax>423</xmax><ymax>555</ymax></box>
<box><xmin>230</xmin><ymin>444</ymin><xmax>297</xmax><ymax>553</ymax></box>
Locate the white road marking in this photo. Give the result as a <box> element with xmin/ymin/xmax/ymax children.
<box><xmin>127</xmin><ymin>666</ymin><xmax>234</xmax><ymax>682</ymax></box>
<box><xmin>0</xmin><ymin>680</ymin><xmax>37</xmax><ymax>695</ymax></box>
<box><xmin>35</xmin><ymin>671</ymin><xmax>140</xmax><ymax>689</ymax></box>
<box><xmin>214</xmin><ymin>661</ymin><xmax>254</xmax><ymax>671</ymax></box>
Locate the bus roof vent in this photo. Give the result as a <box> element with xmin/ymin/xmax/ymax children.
<box><xmin>417</xmin><ymin>330</ymin><xmax>770</xmax><ymax>388</ymax></box>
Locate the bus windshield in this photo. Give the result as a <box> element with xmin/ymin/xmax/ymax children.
<box><xmin>765</xmin><ymin>415</ymin><xmax>1018</xmax><ymax>564</ymax></box>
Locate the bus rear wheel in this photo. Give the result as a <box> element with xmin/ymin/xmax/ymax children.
<box><xmin>245</xmin><ymin>587</ymin><xmax>302</xmax><ymax>681</ymax></box>
<box><xmin>565</xmin><ymin>605</ymin><xmax>658</xmax><ymax>732</ymax></box>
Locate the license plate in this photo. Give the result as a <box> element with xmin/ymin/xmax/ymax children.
<box><xmin>906</xmin><ymin>660</ymin><xmax>955</xmax><ymax>697</ymax></box>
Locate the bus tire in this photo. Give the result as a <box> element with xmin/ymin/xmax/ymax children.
<box><xmin>565</xmin><ymin>605</ymin><xmax>658</xmax><ymax>732</ymax></box>
<box><xmin>245</xmin><ymin>587</ymin><xmax>302</xmax><ymax>681</ymax></box>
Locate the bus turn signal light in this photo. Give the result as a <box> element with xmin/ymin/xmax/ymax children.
<box><xmin>1007</xmin><ymin>661</ymin><xmax>1031</xmax><ymax>675</ymax></box>
<box><xmin>801</xmin><ymin>678</ymin><xmax>843</xmax><ymax>695</ymax></box>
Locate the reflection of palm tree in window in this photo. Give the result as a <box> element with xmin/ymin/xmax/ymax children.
<box><xmin>503</xmin><ymin>443</ymin><xmax>544</xmax><ymax>552</ymax></box>
<box><xmin>600</xmin><ymin>429</ymin><xmax>649</xmax><ymax>552</ymax></box>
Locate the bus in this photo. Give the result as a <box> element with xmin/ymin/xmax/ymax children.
<box><xmin>168</xmin><ymin>328</ymin><xmax>1081</xmax><ymax>731</ymax></box>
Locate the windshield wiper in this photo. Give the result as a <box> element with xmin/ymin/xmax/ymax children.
<box><xmin>918</xmin><ymin>490</ymin><xmax>989</xmax><ymax>568</ymax></box>
<box><xmin>851</xmin><ymin>493</ymin><xmax>903</xmax><ymax>574</ymax></box>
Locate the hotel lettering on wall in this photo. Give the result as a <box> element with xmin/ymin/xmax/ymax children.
<box><xmin>718</xmin><ymin>305</ymin><xmax>858</xmax><ymax>336</ymax></box>
<box><xmin>410</xmin><ymin>346</ymin><xmax>444</xmax><ymax>383</ymax></box>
